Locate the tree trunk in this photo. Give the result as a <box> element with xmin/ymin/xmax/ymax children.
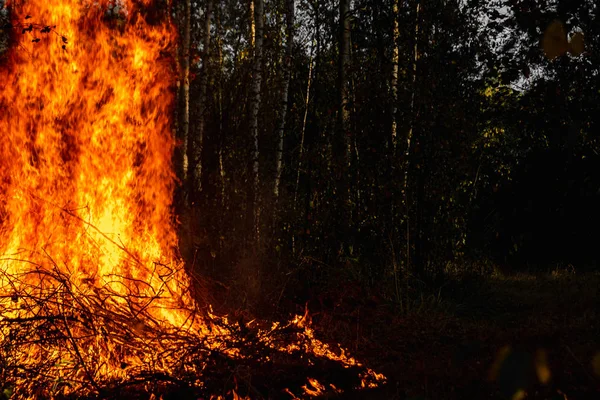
<box><xmin>293</xmin><ymin>41</ymin><xmax>314</xmax><ymax>210</ymax></box>
<box><xmin>216</xmin><ymin>2</ymin><xmax>226</xmax><ymax>250</ymax></box>
<box><xmin>175</xmin><ymin>0</ymin><xmax>192</xmax><ymax>262</ymax></box>
<box><xmin>172</xmin><ymin>3</ymin><xmax>185</xmax><ymax>213</ymax></box>
<box><xmin>388</xmin><ymin>0</ymin><xmax>401</xmax><ymax>286</ymax></box>
<box><xmin>339</xmin><ymin>0</ymin><xmax>351</xmax><ymax>165</ymax></box>
<box><xmin>249</xmin><ymin>0</ymin><xmax>264</xmax><ymax>241</ymax></box>
<box><xmin>190</xmin><ymin>0</ymin><xmax>213</xmax><ymax>198</ymax></box>
<box><xmin>403</xmin><ymin>0</ymin><xmax>421</xmax><ymax>280</ymax></box>
<box><xmin>181</xmin><ymin>0</ymin><xmax>191</xmax><ymax>196</ymax></box>
<box><xmin>249</xmin><ymin>0</ymin><xmax>256</xmax><ymax>48</ymax></box>
<box><xmin>291</xmin><ymin>28</ymin><xmax>314</xmax><ymax>256</ymax></box>
<box><xmin>273</xmin><ymin>0</ymin><xmax>294</xmax><ymax>202</ymax></box>
<box><xmin>391</xmin><ymin>0</ymin><xmax>400</xmax><ymax>155</ymax></box>
<box><xmin>336</xmin><ymin>0</ymin><xmax>352</xmax><ymax>254</ymax></box>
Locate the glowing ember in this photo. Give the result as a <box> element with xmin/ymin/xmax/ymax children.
<box><xmin>0</xmin><ymin>0</ymin><xmax>384</xmax><ymax>397</ymax></box>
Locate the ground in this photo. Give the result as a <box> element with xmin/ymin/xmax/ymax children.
<box><xmin>307</xmin><ymin>270</ymin><xmax>600</xmax><ymax>399</ymax></box>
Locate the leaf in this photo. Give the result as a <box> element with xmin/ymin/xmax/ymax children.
<box><xmin>32</xmin><ymin>38</ymin><xmax>40</xmax><ymax>43</ymax></box>
<box><xmin>568</xmin><ymin>32</ymin><xmax>584</xmax><ymax>56</ymax></box>
<box><xmin>41</xmin><ymin>26</ymin><xmax>51</xmax><ymax>33</ymax></box>
<box><xmin>61</xmin><ymin>36</ymin><xmax>68</xmax><ymax>43</ymax></box>
<box><xmin>542</xmin><ymin>20</ymin><xmax>568</xmax><ymax>61</ymax></box>
<box><xmin>25</xmin><ymin>15</ymin><xmax>32</xmax><ymax>19</ymax></box>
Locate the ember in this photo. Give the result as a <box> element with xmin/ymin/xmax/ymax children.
<box><xmin>0</xmin><ymin>1</ymin><xmax>383</xmax><ymax>398</ymax></box>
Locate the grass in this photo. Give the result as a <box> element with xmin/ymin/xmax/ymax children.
<box><xmin>311</xmin><ymin>267</ymin><xmax>600</xmax><ymax>399</ymax></box>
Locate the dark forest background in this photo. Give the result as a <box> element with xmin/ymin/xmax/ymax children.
<box><xmin>168</xmin><ymin>0</ymin><xmax>600</xmax><ymax>314</ymax></box>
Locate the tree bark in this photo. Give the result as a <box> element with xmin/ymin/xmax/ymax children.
<box><xmin>391</xmin><ymin>0</ymin><xmax>400</xmax><ymax>155</ymax></box>
<box><xmin>273</xmin><ymin>0</ymin><xmax>294</xmax><ymax>201</ymax></box>
<box><xmin>212</xmin><ymin>3</ymin><xmax>227</xmax><ymax>253</ymax></box>
<box><xmin>249</xmin><ymin>0</ymin><xmax>256</xmax><ymax>48</ymax></box>
<box><xmin>403</xmin><ymin>1</ymin><xmax>421</xmax><ymax>279</ymax></box>
<box><xmin>181</xmin><ymin>0</ymin><xmax>191</xmax><ymax>194</ymax></box>
<box><xmin>336</xmin><ymin>0</ymin><xmax>352</xmax><ymax>253</ymax></box>
<box><xmin>171</xmin><ymin>2</ymin><xmax>185</xmax><ymax>213</ymax></box>
<box><xmin>216</xmin><ymin>3</ymin><xmax>225</xmax><ymax>216</ymax></box>
<box><xmin>339</xmin><ymin>0</ymin><xmax>351</xmax><ymax>165</ymax></box>
<box><xmin>249</xmin><ymin>0</ymin><xmax>264</xmax><ymax>241</ymax></box>
<box><xmin>190</xmin><ymin>0</ymin><xmax>213</xmax><ymax>198</ymax></box>
<box><xmin>293</xmin><ymin>41</ymin><xmax>314</xmax><ymax>211</ymax></box>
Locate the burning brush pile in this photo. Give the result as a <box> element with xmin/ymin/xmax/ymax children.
<box><xmin>0</xmin><ymin>0</ymin><xmax>383</xmax><ymax>398</ymax></box>
<box><xmin>0</xmin><ymin>257</ymin><xmax>384</xmax><ymax>399</ymax></box>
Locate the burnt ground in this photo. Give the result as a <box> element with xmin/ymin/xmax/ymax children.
<box><xmin>304</xmin><ymin>270</ymin><xmax>600</xmax><ymax>400</ymax></box>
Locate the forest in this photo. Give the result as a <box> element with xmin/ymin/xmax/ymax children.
<box><xmin>172</xmin><ymin>0</ymin><xmax>600</xmax><ymax>397</ymax></box>
<box><xmin>0</xmin><ymin>0</ymin><xmax>599</xmax><ymax>398</ymax></box>
<box><xmin>171</xmin><ymin>0</ymin><xmax>599</xmax><ymax>294</ymax></box>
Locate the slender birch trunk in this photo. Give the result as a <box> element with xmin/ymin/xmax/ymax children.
<box><xmin>402</xmin><ymin>1</ymin><xmax>420</xmax><ymax>283</ymax></box>
<box><xmin>274</xmin><ymin>0</ymin><xmax>294</xmax><ymax>201</ymax></box>
<box><xmin>172</xmin><ymin>3</ymin><xmax>184</xmax><ymax>211</ymax></box>
<box><xmin>181</xmin><ymin>0</ymin><xmax>191</xmax><ymax>192</ymax></box>
<box><xmin>215</xmin><ymin>4</ymin><xmax>226</xmax><ymax>251</ymax></box>
<box><xmin>192</xmin><ymin>0</ymin><xmax>213</xmax><ymax>195</ymax></box>
<box><xmin>349</xmin><ymin>23</ymin><xmax>360</xmax><ymax>222</ymax></box>
<box><xmin>291</xmin><ymin>35</ymin><xmax>314</xmax><ymax>256</ymax></box>
<box><xmin>249</xmin><ymin>0</ymin><xmax>264</xmax><ymax>240</ymax></box>
<box><xmin>339</xmin><ymin>0</ymin><xmax>351</xmax><ymax>166</ymax></box>
<box><xmin>216</xmin><ymin>4</ymin><xmax>225</xmax><ymax>214</ymax></box>
<box><xmin>293</xmin><ymin>40</ymin><xmax>314</xmax><ymax>209</ymax></box>
<box><xmin>335</xmin><ymin>0</ymin><xmax>352</xmax><ymax>253</ymax></box>
<box><xmin>391</xmin><ymin>0</ymin><xmax>400</xmax><ymax>155</ymax></box>
<box><xmin>249</xmin><ymin>0</ymin><xmax>256</xmax><ymax>48</ymax></box>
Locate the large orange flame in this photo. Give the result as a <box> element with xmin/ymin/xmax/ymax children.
<box><xmin>0</xmin><ymin>1</ymin><xmax>385</xmax><ymax>397</ymax></box>
<box><xmin>0</xmin><ymin>1</ymin><xmax>190</xmax><ymax>324</ymax></box>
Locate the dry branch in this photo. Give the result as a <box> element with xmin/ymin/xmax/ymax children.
<box><xmin>0</xmin><ymin>252</ymin><xmax>384</xmax><ymax>399</ymax></box>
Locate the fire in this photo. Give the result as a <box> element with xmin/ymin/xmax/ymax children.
<box><xmin>0</xmin><ymin>0</ymin><xmax>384</xmax><ymax>398</ymax></box>
<box><xmin>0</xmin><ymin>0</ymin><xmax>198</xmax><ymax>390</ymax></box>
<box><xmin>0</xmin><ymin>0</ymin><xmax>186</xmax><ymax>323</ymax></box>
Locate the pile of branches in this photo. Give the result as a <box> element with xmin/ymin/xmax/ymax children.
<box><xmin>0</xmin><ymin>259</ymin><xmax>383</xmax><ymax>399</ymax></box>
